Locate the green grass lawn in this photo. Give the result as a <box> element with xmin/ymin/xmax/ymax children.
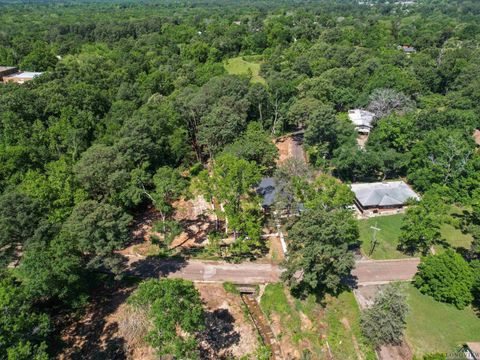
<box><xmin>405</xmin><ymin>284</ymin><xmax>480</xmax><ymax>356</ymax></box>
<box><xmin>224</xmin><ymin>56</ymin><xmax>265</xmax><ymax>84</ymax></box>
<box><xmin>359</xmin><ymin>212</ymin><xmax>473</xmax><ymax>259</ymax></box>
<box><xmin>435</xmin><ymin>223</ymin><xmax>473</xmax><ymax>254</ymax></box>
<box><xmin>324</xmin><ymin>291</ymin><xmax>376</xmax><ymax>360</ymax></box>
<box><xmin>359</xmin><ymin>214</ymin><xmax>409</xmax><ymax>260</ymax></box>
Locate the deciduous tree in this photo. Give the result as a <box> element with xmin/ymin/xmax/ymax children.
<box><xmin>361</xmin><ymin>283</ymin><xmax>408</xmax><ymax>348</ymax></box>
<box><xmin>282</xmin><ymin>208</ymin><xmax>358</xmax><ymax>298</ymax></box>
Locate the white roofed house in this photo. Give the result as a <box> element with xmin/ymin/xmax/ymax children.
<box><xmin>3</xmin><ymin>71</ymin><xmax>43</xmax><ymax>84</ymax></box>
<box><xmin>348</xmin><ymin>109</ymin><xmax>376</xmax><ymax>134</ymax></box>
<box><xmin>350</xmin><ymin>181</ymin><xmax>420</xmax><ymax>216</ymax></box>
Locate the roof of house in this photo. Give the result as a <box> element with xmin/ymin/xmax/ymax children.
<box><xmin>4</xmin><ymin>71</ymin><xmax>43</xmax><ymax>79</ymax></box>
<box><xmin>473</xmin><ymin>129</ymin><xmax>480</xmax><ymax>146</ymax></box>
<box><xmin>350</xmin><ymin>181</ymin><xmax>420</xmax><ymax>207</ymax></box>
<box><xmin>348</xmin><ymin>109</ymin><xmax>376</xmax><ymax>129</ymax></box>
<box><xmin>257</xmin><ymin>177</ymin><xmax>276</xmax><ymax>207</ymax></box>
<box><xmin>402</xmin><ymin>45</ymin><xmax>416</xmax><ymax>53</ymax></box>
<box><xmin>0</xmin><ymin>66</ymin><xmax>17</xmax><ymax>72</ymax></box>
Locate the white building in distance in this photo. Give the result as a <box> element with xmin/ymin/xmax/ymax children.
<box><xmin>348</xmin><ymin>109</ymin><xmax>376</xmax><ymax>134</ymax></box>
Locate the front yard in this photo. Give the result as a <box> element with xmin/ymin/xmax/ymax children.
<box><xmin>405</xmin><ymin>284</ymin><xmax>480</xmax><ymax>356</ymax></box>
<box><xmin>359</xmin><ymin>214</ymin><xmax>409</xmax><ymax>260</ymax></box>
<box><xmin>359</xmin><ymin>212</ymin><xmax>473</xmax><ymax>260</ymax></box>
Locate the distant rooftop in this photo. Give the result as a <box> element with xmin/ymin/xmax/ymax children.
<box><xmin>350</xmin><ymin>181</ymin><xmax>419</xmax><ymax>208</ymax></box>
<box><xmin>5</xmin><ymin>71</ymin><xmax>43</xmax><ymax>79</ymax></box>
<box><xmin>348</xmin><ymin>109</ymin><xmax>376</xmax><ymax>132</ymax></box>
<box><xmin>401</xmin><ymin>45</ymin><xmax>416</xmax><ymax>53</ymax></box>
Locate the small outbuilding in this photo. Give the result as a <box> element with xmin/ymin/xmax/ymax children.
<box><xmin>350</xmin><ymin>181</ymin><xmax>420</xmax><ymax>214</ymax></box>
<box><xmin>348</xmin><ymin>109</ymin><xmax>376</xmax><ymax>134</ymax></box>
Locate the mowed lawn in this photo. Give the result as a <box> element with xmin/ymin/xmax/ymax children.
<box><xmin>359</xmin><ymin>214</ymin><xmax>409</xmax><ymax>260</ymax></box>
<box><xmin>224</xmin><ymin>56</ymin><xmax>265</xmax><ymax>84</ymax></box>
<box><xmin>405</xmin><ymin>285</ymin><xmax>480</xmax><ymax>356</ymax></box>
<box><xmin>359</xmin><ymin>213</ymin><xmax>473</xmax><ymax>259</ymax></box>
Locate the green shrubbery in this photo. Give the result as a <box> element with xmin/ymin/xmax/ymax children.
<box><xmin>415</xmin><ymin>250</ymin><xmax>475</xmax><ymax>309</ymax></box>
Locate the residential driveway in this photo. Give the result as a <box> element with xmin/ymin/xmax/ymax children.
<box><xmin>128</xmin><ymin>257</ymin><xmax>420</xmax><ymax>285</ymax></box>
<box><xmin>352</xmin><ymin>258</ymin><xmax>420</xmax><ymax>286</ymax></box>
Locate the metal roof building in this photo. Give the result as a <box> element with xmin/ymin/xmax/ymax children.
<box><xmin>350</xmin><ymin>181</ymin><xmax>419</xmax><ymax>212</ymax></box>
<box><xmin>348</xmin><ymin>109</ymin><xmax>376</xmax><ymax>134</ymax></box>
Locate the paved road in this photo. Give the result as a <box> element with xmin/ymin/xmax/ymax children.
<box><xmin>128</xmin><ymin>257</ymin><xmax>420</xmax><ymax>285</ymax></box>
<box><xmin>128</xmin><ymin>258</ymin><xmax>282</xmax><ymax>284</ymax></box>
<box><xmin>352</xmin><ymin>258</ymin><xmax>420</xmax><ymax>286</ymax></box>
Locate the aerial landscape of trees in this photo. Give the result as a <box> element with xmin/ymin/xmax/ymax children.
<box><xmin>1</xmin><ymin>0</ymin><xmax>480</xmax><ymax>357</ymax></box>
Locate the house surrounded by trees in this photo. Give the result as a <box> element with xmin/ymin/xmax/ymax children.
<box><xmin>350</xmin><ymin>181</ymin><xmax>420</xmax><ymax>215</ymax></box>
<box><xmin>348</xmin><ymin>109</ymin><xmax>376</xmax><ymax>134</ymax></box>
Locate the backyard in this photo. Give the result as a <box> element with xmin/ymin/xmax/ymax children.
<box><xmin>359</xmin><ymin>213</ymin><xmax>473</xmax><ymax>259</ymax></box>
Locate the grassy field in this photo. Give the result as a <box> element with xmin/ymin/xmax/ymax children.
<box><xmin>359</xmin><ymin>212</ymin><xmax>473</xmax><ymax>259</ymax></box>
<box><xmin>260</xmin><ymin>284</ymin><xmax>375</xmax><ymax>359</ymax></box>
<box><xmin>405</xmin><ymin>285</ymin><xmax>480</xmax><ymax>356</ymax></box>
<box><xmin>224</xmin><ymin>56</ymin><xmax>265</xmax><ymax>84</ymax></box>
<box><xmin>324</xmin><ymin>291</ymin><xmax>376</xmax><ymax>360</ymax></box>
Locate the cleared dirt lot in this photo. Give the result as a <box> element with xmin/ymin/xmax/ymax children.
<box><xmin>275</xmin><ymin>133</ymin><xmax>306</xmax><ymax>164</ymax></box>
<box><xmin>57</xmin><ymin>283</ymin><xmax>259</xmax><ymax>360</ymax></box>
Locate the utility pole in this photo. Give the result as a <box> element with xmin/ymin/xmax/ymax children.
<box><xmin>369</xmin><ymin>222</ymin><xmax>381</xmax><ymax>257</ymax></box>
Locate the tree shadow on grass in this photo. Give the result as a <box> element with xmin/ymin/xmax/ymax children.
<box><xmin>198</xmin><ymin>308</ymin><xmax>241</xmax><ymax>359</ymax></box>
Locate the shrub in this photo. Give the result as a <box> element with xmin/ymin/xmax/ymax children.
<box><xmin>415</xmin><ymin>250</ymin><xmax>474</xmax><ymax>309</ymax></box>
<box><xmin>127</xmin><ymin>279</ymin><xmax>205</xmax><ymax>358</ymax></box>
<box><xmin>360</xmin><ymin>283</ymin><xmax>409</xmax><ymax>348</ymax></box>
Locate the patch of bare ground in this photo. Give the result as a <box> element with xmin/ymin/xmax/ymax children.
<box><xmin>57</xmin><ymin>283</ymin><xmax>261</xmax><ymax>360</ymax></box>
<box><xmin>275</xmin><ymin>135</ymin><xmax>306</xmax><ymax>165</ymax></box>
<box><xmin>356</xmin><ymin>134</ymin><xmax>369</xmax><ymax>149</ymax></box>
<box><xmin>195</xmin><ymin>283</ymin><xmax>259</xmax><ymax>359</ymax></box>
<box><xmin>267</xmin><ymin>236</ymin><xmax>285</xmax><ymax>264</ymax></box>
<box><xmin>57</xmin><ymin>286</ymin><xmax>135</xmax><ymax>360</ymax></box>
<box><xmin>268</xmin><ymin>311</ymin><xmax>300</xmax><ymax>360</ymax></box>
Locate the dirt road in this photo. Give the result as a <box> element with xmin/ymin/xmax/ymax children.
<box><xmin>128</xmin><ymin>257</ymin><xmax>420</xmax><ymax>285</ymax></box>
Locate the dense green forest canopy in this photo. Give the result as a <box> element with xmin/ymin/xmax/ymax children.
<box><xmin>1</xmin><ymin>0</ymin><xmax>480</xmax><ymax>357</ymax></box>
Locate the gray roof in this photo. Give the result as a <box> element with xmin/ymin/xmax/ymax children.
<box><xmin>350</xmin><ymin>181</ymin><xmax>419</xmax><ymax>207</ymax></box>
<box><xmin>257</xmin><ymin>177</ymin><xmax>276</xmax><ymax>207</ymax></box>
